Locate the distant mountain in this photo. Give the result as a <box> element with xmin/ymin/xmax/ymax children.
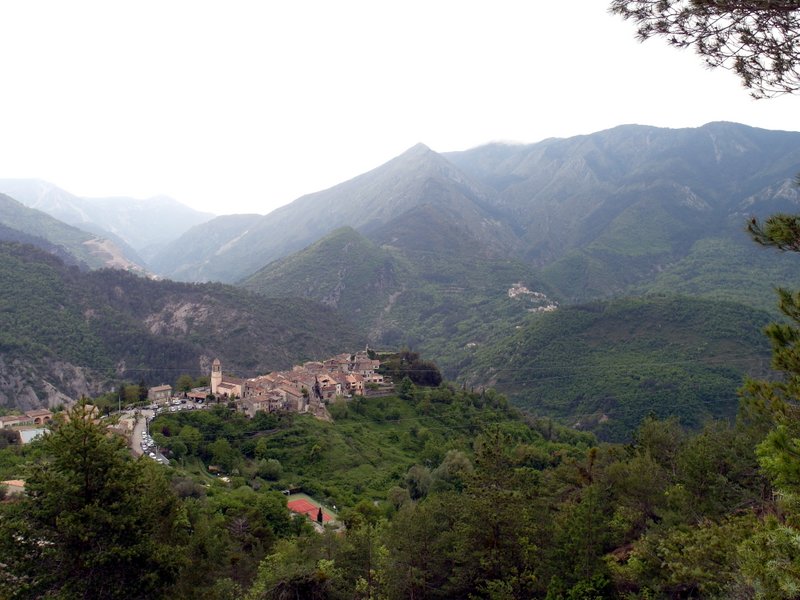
<box><xmin>148</xmin><ymin>214</ymin><xmax>263</xmax><ymax>282</ymax></box>
<box><xmin>151</xmin><ymin>143</ymin><xmax>518</xmax><ymax>282</ymax></box>
<box><xmin>0</xmin><ymin>193</ymin><xmax>144</xmax><ymax>271</ymax></box>
<box><xmin>0</xmin><ymin>179</ymin><xmax>214</xmax><ymax>262</ymax></box>
<box><xmin>149</xmin><ymin>123</ymin><xmax>800</xmax><ymax>313</ymax></box>
<box><xmin>0</xmin><ymin>222</ymin><xmax>87</xmax><ymax>269</ymax></box>
<box><xmin>461</xmin><ymin>295</ymin><xmax>773</xmax><ymax>441</ymax></box>
<box><xmin>236</xmin><ymin>122</ymin><xmax>800</xmax><ymax>388</ymax></box>
<box><xmin>446</xmin><ymin>122</ymin><xmax>800</xmax><ymax>305</ymax></box>
<box><xmin>0</xmin><ymin>242</ymin><xmax>365</xmax><ymax>411</ymax></box>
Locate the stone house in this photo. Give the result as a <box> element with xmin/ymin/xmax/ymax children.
<box><xmin>147</xmin><ymin>384</ymin><xmax>172</xmax><ymax>404</ymax></box>
<box><xmin>0</xmin><ymin>409</ymin><xmax>53</xmax><ymax>429</ymax></box>
<box><xmin>216</xmin><ymin>349</ymin><xmax>387</xmax><ymax>420</ymax></box>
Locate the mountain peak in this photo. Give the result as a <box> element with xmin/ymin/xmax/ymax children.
<box><xmin>399</xmin><ymin>142</ymin><xmax>436</xmax><ymax>159</ymax></box>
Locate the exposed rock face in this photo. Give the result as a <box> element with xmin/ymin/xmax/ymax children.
<box><xmin>144</xmin><ymin>301</ymin><xmax>212</xmax><ymax>336</ymax></box>
<box><xmin>0</xmin><ymin>356</ymin><xmax>104</xmax><ymax>410</ymax></box>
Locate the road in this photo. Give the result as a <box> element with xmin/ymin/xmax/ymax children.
<box><xmin>128</xmin><ymin>409</ymin><xmax>168</xmax><ymax>464</ymax></box>
<box><xmin>126</xmin><ymin>400</ymin><xmax>209</xmax><ymax>463</ymax></box>
<box><xmin>130</xmin><ymin>409</ymin><xmax>151</xmax><ymax>457</ymax></box>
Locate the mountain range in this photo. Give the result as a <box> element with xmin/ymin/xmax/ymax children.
<box><xmin>0</xmin><ymin>179</ymin><xmax>214</xmax><ymax>263</ymax></box>
<box><xmin>2</xmin><ymin>121</ymin><xmax>798</xmax><ymax>436</ymax></box>
<box><xmin>0</xmin><ymin>193</ymin><xmax>144</xmax><ymax>272</ymax></box>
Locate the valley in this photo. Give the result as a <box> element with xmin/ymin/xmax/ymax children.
<box><xmin>1</xmin><ymin>120</ymin><xmax>800</xmax><ymax>599</ymax></box>
<box><xmin>0</xmin><ymin>122</ymin><xmax>797</xmax><ymax>439</ymax></box>
<box><xmin>5</xmin><ymin>0</ymin><xmax>800</xmax><ymax>595</ymax></box>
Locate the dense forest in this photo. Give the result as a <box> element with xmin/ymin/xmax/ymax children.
<box><xmin>1</xmin><ymin>361</ymin><xmax>798</xmax><ymax>599</ymax></box>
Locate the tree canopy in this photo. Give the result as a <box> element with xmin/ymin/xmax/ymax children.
<box><xmin>609</xmin><ymin>0</ymin><xmax>800</xmax><ymax>97</ymax></box>
<box><xmin>0</xmin><ymin>404</ymin><xmax>187</xmax><ymax>599</ymax></box>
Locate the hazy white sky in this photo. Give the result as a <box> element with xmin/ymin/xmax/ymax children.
<box><xmin>1</xmin><ymin>0</ymin><xmax>798</xmax><ymax>216</ymax></box>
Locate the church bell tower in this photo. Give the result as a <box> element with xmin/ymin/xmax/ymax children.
<box><xmin>211</xmin><ymin>358</ymin><xmax>222</xmax><ymax>395</ymax></box>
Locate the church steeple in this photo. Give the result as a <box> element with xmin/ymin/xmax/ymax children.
<box><xmin>211</xmin><ymin>358</ymin><xmax>222</xmax><ymax>395</ymax></box>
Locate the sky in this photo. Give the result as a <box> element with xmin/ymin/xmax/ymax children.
<box><xmin>1</xmin><ymin>1</ymin><xmax>799</xmax><ymax>216</ymax></box>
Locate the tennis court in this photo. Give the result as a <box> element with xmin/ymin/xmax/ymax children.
<box><xmin>287</xmin><ymin>493</ymin><xmax>335</xmax><ymax>523</ymax></box>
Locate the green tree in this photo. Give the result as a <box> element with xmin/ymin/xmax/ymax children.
<box><xmin>397</xmin><ymin>376</ymin><xmax>414</xmax><ymax>401</ymax></box>
<box><xmin>123</xmin><ymin>383</ymin><xmax>142</xmax><ymax>405</ymax></box>
<box><xmin>247</xmin><ymin>533</ymin><xmax>347</xmax><ymax>600</ymax></box>
<box><xmin>614</xmin><ymin>514</ymin><xmax>757</xmax><ymax>597</ymax></box>
<box><xmin>383</xmin><ymin>494</ymin><xmax>460</xmax><ymax>599</ymax></box>
<box><xmin>449</xmin><ymin>429</ymin><xmax>547</xmax><ymax>598</ymax></box>
<box><xmin>257</xmin><ymin>458</ymin><xmax>283</xmax><ymax>481</ymax></box>
<box><xmin>209</xmin><ymin>437</ymin><xmax>238</xmax><ymax>473</ymax></box>
<box><xmin>138</xmin><ymin>379</ymin><xmax>149</xmax><ymax>402</ymax></box>
<box><xmin>430</xmin><ymin>449</ymin><xmax>473</xmax><ymax>493</ymax></box>
<box><xmin>210</xmin><ymin>486</ymin><xmax>293</xmax><ymax>587</ymax></box>
<box><xmin>737</xmin><ymin>287</ymin><xmax>800</xmax><ymax>594</ymax></box>
<box><xmin>179</xmin><ymin>424</ymin><xmax>203</xmax><ymax>455</ymax></box>
<box><xmin>610</xmin><ymin>0</ymin><xmax>800</xmax><ymax>97</ymax></box>
<box><xmin>615</xmin><ymin>3</ymin><xmax>800</xmax><ymax>593</ymax></box>
<box><xmin>0</xmin><ymin>404</ymin><xmax>187</xmax><ymax>599</ymax></box>
<box><xmin>177</xmin><ymin>373</ymin><xmax>195</xmax><ymax>393</ymax></box>
<box><xmin>405</xmin><ymin>464</ymin><xmax>432</xmax><ymax>500</ymax></box>
<box><xmin>168</xmin><ymin>438</ymin><xmax>189</xmax><ymax>460</ymax></box>
<box><xmin>336</xmin><ymin>521</ymin><xmax>387</xmax><ymax>599</ymax></box>
<box><xmin>255</xmin><ymin>436</ymin><xmax>270</xmax><ymax>459</ymax></box>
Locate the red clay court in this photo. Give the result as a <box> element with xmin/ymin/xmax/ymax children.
<box><xmin>287</xmin><ymin>497</ymin><xmax>333</xmax><ymax>522</ymax></box>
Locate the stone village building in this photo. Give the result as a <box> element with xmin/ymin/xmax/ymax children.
<box><xmin>0</xmin><ymin>409</ymin><xmax>53</xmax><ymax>445</ymax></box>
<box><xmin>147</xmin><ymin>384</ymin><xmax>172</xmax><ymax>404</ymax></box>
<box><xmin>208</xmin><ymin>350</ymin><xmax>389</xmax><ymax>419</ymax></box>
<box><xmin>0</xmin><ymin>409</ymin><xmax>53</xmax><ymax>429</ymax></box>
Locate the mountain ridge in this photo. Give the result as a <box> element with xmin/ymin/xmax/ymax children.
<box><xmin>0</xmin><ymin>193</ymin><xmax>145</xmax><ymax>272</ymax></box>
<box><xmin>0</xmin><ymin>179</ymin><xmax>215</xmax><ymax>262</ymax></box>
<box><xmin>151</xmin><ymin>142</ymin><xmax>516</xmax><ymax>282</ymax></box>
<box><xmin>149</xmin><ymin>122</ymin><xmax>800</xmax><ymax>294</ymax></box>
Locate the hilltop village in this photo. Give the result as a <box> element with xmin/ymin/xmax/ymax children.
<box><xmin>151</xmin><ymin>350</ymin><xmax>393</xmax><ymax>421</ymax></box>
<box><xmin>0</xmin><ymin>351</ymin><xmax>393</xmax><ymax>448</ymax></box>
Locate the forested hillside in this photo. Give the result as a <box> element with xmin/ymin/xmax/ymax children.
<box><xmin>0</xmin><ymin>242</ymin><xmax>363</xmax><ymax>410</ymax></box>
<box><xmin>231</xmin><ymin>125</ymin><xmax>800</xmax><ymax>423</ymax></box>
<box><xmin>0</xmin><ymin>193</ymin><xmax>144</xmax><ymax>271</ymax></box>
<box><xmin>445</xmin><ymin>122</ymin><xmax>800</xmax><ymax>305</ymax></box>
<box><xmin>463</xmin><ymin>295</ymin><xmax>774</xmax><ymax>440</ymax></box>
<box><xmin>242</xmin><ymin>226</ymin><xmax>555</xmax><ymax>373</ymax></box>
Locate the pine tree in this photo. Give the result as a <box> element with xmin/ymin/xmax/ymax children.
<box><xmin>610</xmin><ymin>0</ymin><xmax>800</xmax><ymax>97</ymax></box>
<box><xmin>0</xmin><ymin>404</ymin><xmax>187</xmax><ymax>599</ymax></box>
